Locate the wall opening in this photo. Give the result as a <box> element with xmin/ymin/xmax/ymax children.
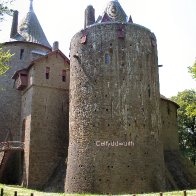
<box><xmin>167</xmin><ymin>103</ymin><xmax>170</xmax><ymax>115</ymax></box>
<box><xmin>21</xmin><ymin>119</ymin><xmax>26</xmax><ymax>142</ymax></box>
<box><xmin>148</xmin><ymin>85</ymin><xmax>151</xmax><ymax>98</ymax></box>
<box><xmin>62</xmin><ymin>70</ymin><xmax>66</xmax><ymax>82</ymax></box>
<box><xmin>45</xmin><ymin>67</ymin><xmax>50</xmax><ymax>79</ymax></box>
<box><xmin>20</xmin><ymin>49</ymin><xmax>24</xmax><ymax>60</ymax></box>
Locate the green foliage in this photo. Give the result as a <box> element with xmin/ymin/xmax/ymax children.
<box><xmin>0</xmin><ymin>184</ymin><xmax>195</xmax><ymax>196</ymax></box>
<box><xmin>0</xmin><ymin>47</ymin><xmax>12</xmax><ymax>75</ymax></box>
<box><xmin>0</xmin><ymin>0</ymin><xmax>14</xmax><ymax>75</ymax></box>
<box><xmin>188</xmin><ymin>61</ymin><xmax>196</xmax><ymax>80</ymax></box>
<box><xmin>0</xmin><ymin>0</ymin><xmax>14</xmax><ymax>22</ymax></box>
<box><xmin>171</xmin><ymin>89</ymin><xmax>196</xmax><ymax>165</ymax></box>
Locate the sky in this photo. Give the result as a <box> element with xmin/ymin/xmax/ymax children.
<box><xmin>0</xmin><ymin>0</ymin><xmax>195</xmax><ymax>98</ymax></box>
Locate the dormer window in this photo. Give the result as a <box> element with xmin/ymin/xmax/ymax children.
<box><xmin>62</xmin><ymin>70</ymin><xmax>66</xmax><ymax>82</ymax></box>
<box><xmin>45</xmin><ymin>67</ymin><xmax>50</xmax><ymax>79</ymax></box>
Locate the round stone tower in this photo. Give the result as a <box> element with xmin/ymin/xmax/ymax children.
<box><xmin>65</xmin><ymin>0</ymin><xmax>166</xmax><ymax>194</ymax></box>
<box><xmin>0</xmin><ymin>0</ymin><xmax>51</xmax><ymax>142</ymax></box>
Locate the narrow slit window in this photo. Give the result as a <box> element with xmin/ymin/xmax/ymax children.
<box><xmin>20</xmin><ymin>49</ymin><xmax>24</xmax><ymax>60</ymax></box>
<box><xmin>105</xmin><ymin>53</ymin><xmax>110</xmax><ymax>64</ymax></box>
<box><xmin>147</xmin><ymin>85</ymin><xmax>151</xmax><ymax>98</ymax></box>
<box><xmin>62</xmin><ymin>70</ymin><xmax>66</xmax><ymax>82</ymax></box>
<box><xmin>45</xmin><ymin>67</ymin><xmax>50</xmax><ymax>79</ymax></box>
<box><xmin>167</xmin><ymin>103</ymin><xmax>170</xmax><ymax>115</ymax></box>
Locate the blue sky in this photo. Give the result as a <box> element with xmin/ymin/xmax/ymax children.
<box><xmin>0</xmin><ymin>0</ymin><xmax>195</xmax><ymax>97</ymax></box>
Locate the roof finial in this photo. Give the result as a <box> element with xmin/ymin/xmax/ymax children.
<box><xmin>29</xmin><ymin>0</ymin><xmax>33</xmax><ymax>11</ymax></box>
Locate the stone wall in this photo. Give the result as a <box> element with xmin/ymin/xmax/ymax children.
<box><xmin>160</xmin><ymin>98</ymin><xmax>179</xmax><ymax>151</ymax></box>
<box><xmin>20</xmin><ymin>87</ymin><xmax>33</xmax><ymax>186</ymax></box>
<box><xmin>65</xmin><ymin>23</ymin><xmax>165</xmax><ymax>194</ymax></box>
<box><xmin>0</xmin><ymin>42</ymin><xmax>51</xmax><ymax>142</ymax></box>
<box><xmin>21</xmin><ymin>53</ymin><xmax>69</xmax><ymax>189</ymax></box>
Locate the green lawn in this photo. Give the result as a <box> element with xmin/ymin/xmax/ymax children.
<box><xmin>0</xmin><ymin>184</ymin><xmax>195</xmax><ymax>196</ymax></box>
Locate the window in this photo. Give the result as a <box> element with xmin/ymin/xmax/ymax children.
<box><xmin>62</xmin><ymin>70</ymin><xmax>66</xmax><ymax>82</ymax></box>
<box><xmin>105</xmin><ymin>53</ymin><xmax>110</xmax><ymax>64</ymax></box>
<box><xmin>20</xmin><ymin>49</ymin><xmax>24</xmax><ymax>60</ymax></box>
<box><xmin>45</xmin><ymin>67</ymin><xmax>50</xmax><ymax>79</ymax></box>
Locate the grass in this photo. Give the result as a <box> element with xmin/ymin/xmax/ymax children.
<box><xmin>0</xmin><ymin>184</ymin><xmax>195</xmax><ymax>196</ymax></box>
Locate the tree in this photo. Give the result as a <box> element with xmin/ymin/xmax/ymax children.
<box><xmin>188</xmin><ymin>60</ymin><xmax>196</xmax><ymax>80</ymax></box>
<box><xmin>171</xmin><ymin>89</ymin><xmax>196</xmax><ymax>165</ymax></box>
<box><xmin>0</xmin><ymin>0</ymin><xmax>14</xmax><ymax>22</ymax></box>
<box><xmin>0</xmin><ymin>0</ymin><xmax>14</xmax><ymax>76</ymax></box>
<box><xmin>0</xmin><ymin>47</ymin><xmax>12</xmax><ymax>75</ymax></box>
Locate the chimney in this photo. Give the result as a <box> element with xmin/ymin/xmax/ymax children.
<box><xmin>84</xmin><ymin>5</ymin><xmax>95</xmax><ymax>28</ymax></box>
<box><xmin>10</xmin><ymin>10</ymin><xmax>19</xmax><ymax>38</ymax></box>
<box><xmin>128</xmin><ymin>15</ymin><xmax>133</xmax><ymax>23</ymax></box>
<box><xmin>52</xmin><ymin>41</ymin><xmax>59</xmax><ymax>51</ymax></box>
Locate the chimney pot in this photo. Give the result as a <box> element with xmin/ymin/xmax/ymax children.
<box><xmin>84</xmin><ymin>5</ymin><xmax>95</xmax><ymax>28</ymax></box>
<box><xmin>52</xmin><ymin>41</ymin><xmax>59</xmax><ymax>51</ymax></box>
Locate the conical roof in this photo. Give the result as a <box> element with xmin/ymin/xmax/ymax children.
<box><xmin>17</xmin><ymin>0</ymin><xmax>51</xmax><ymax>48</ymax></box>
<box><xmin>96</xmin><ymin>0</ymin><xmax>128</xmax><ymax>23</ymax></box>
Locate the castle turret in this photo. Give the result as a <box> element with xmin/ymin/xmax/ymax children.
<box><xmin>9</xmin><ymin>0</ymin><xmax>51</xmax><ymax>48</ymax></box>
<box><xmin>17</xmin><ymin>0</ymin><xmax>51</xmax><ymax>48</ymax></box>
<box><xmin>0</xmin><ymin>0</ymin><xmax>51</xmax><ymax>184</ymax></box>
<box><xmin>65</xmin><ymin>0</ymin><xmax>165</xmax><ymax>194</ymax></box>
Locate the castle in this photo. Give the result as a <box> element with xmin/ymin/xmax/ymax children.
<box><xmin>0</xmin><ymin>0</ymin><xmax>195</xmax><ymax>194</ymax></box>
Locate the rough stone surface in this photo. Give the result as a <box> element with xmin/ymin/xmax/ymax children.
<box><xmin>160</xmin><ymin>98</ymin><xmax>179</xmax><ymax>151</ymax></box>
<box><xmin>65</xmin><ymin>23</ymin><xmax>166</xmax><ymax>194</ymax></box>
<box><xmin>164</xmin><ymin>151</ymin><xmax>196</xmax><ymax>190</ymax></box>
<box><xmin>1</xmin><ymin>1</ymin><xmax>194</xmax><ymax>194</ymax></box>
<box><xmin>0</xmin><ymin>42</ymin><xmax>51</xmax><ymax>142</ymax></box>
<box><xmin>20</xmin><ymin>53</ymin><xmax>69</xmax><ymax>189</ymax></box>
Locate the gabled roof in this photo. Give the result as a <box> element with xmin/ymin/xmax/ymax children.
<box><xmin>12</xmin><ymin>0</ymin><xmax>51</xmax><ymax>48</ymax></box>
<box><xmin>12</xmin><ymin>49</ymin><xmax>70</xmax><ymax>79</ymax></box>
<box><xmin>28</xmin><ymin>49</ymin><xmax>70</xmax><ymax>68</ymax></box>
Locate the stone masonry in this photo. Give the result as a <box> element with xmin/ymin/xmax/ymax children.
<box><xmin>20</xmin><ymin>51</ymin><xmax>69</xmax><ymax>189</ymax></box>
<box><xmin>0</xmin><ymin>42</ymin><xmax>51</xmax><ymax>142</ymax></box>
<box><xmin>0</xmin><ymin>0</ymin><xmax>195</xmax><ymax>194</ymax></box>
<box><xmin>65</xmin><ymin>6</ymin><xmax>166</xmax><ymax>193</ymax></box>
